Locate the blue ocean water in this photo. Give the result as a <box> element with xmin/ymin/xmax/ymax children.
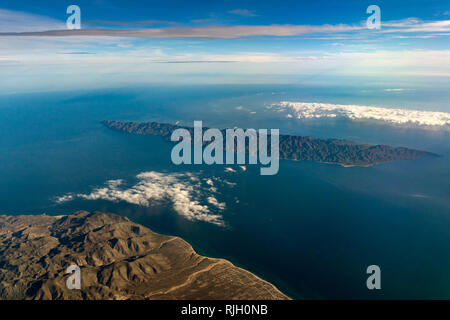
<box><xmin>0</xmin><ymin>85</ymin><xmax>449</xmax><ymax>299</ymax></box>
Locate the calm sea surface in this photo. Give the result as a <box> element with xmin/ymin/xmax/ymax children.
<box><xmin>0</xmin><ymin>85</ymin><xmax>449</xmax><ymax>299</ymax></box>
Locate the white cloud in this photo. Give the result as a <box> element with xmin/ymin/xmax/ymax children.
<box><xmin>56</xmin><ymin>171</ymin><xmax>227</xmax><ymax>226</ymax></box>
<box><xmin>0</xmin><ymin>8</ymin><xmax>448</xmax><ymax>40</ymax></box>
<box><xmin>207</xmin><ymin>196</ymin><xmax>226</xmax><ymax>210</ymax></box>
<box><xmin>384</xmin><ymin>88</ymin><xmax>414</xmax><ymax>92</ymax></box>
<box><xmin>275</xmin><ymin>101</ymin><xmax>450</xmax><ymax>128</ymax></box>
<box><xmin>0</xmin><ymin>8</ymin><xmax>65</xmax><ymax>32</ymax></box>
<box><xmin>2</xmin><ymin>44</ymin><xmax>448</xmax><ymax>77</ymax></box>
<box><xmin>0</xmin><ymin>19</ymin><xmax>363</xmax><ymax>39</ymax></box>
<box><xmin>228</xmin><ymin>9</ymin><xmax>258</xmax><ymax>17</ymax></box>
<box><xmin>0</xmin><ymin>8</ymin><xmax>449</xmax><ymax>93</ymax></box>
<box><xmin>1</xmin><ymin>24</ymin><xmax>363</xmax><ymax>38</ymax></box>
<box><xmin>55</xmin><ymin>194</ymin><xmax>75</xmax><ymax>203</ymax></box>
<box><xmin>382</xmin><ymin>19</ymin><xmax>450</xmax><ymax>33</ymax></box>
<box><xmin>1</xmin><ymin>15</ymin><xmax>449</xmax><ymax>40</ymax></box>
<box><xmin>223</xmin><ymin>180</ymin><xmax>237</xmax><ymax>187</ymax></box>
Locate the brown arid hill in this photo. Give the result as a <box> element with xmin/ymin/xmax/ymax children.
<box><xmin>0</xmin><ymin>211</ymin><xmax>289</xmax><ymax>300</ymax></box>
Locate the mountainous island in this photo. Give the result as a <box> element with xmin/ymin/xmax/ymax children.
<box><xmin>102</xmin><ymin>120</ymin><xmax>439</xmax><ymax>166</ymax></box>
<box><xmin>0</xmin><ymin>211</ymin><xmax>289</xmax><ymax>300</ymax></box>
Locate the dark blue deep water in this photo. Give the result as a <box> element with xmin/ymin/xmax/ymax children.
<box><xmin>0</xmin><ymin>85</ymin><xmax>449</xmax><ymax>299</ymax></box>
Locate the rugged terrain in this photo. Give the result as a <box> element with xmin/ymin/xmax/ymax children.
<box><xmin>0</xmin><ymin>211</ymin><xmax>288</xmax><ymax>300</ymax></box>
<box><xmin>102</xmin><ymin>120</ymin><xmax>439</xmax><ymax>166</ymax></box>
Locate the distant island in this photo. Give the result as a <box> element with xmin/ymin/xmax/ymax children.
<box><xmin>0</xmin><ymin>211</ymin><xmax>289</xmax><ymax>300</ymax></box>
<box><xmin>102</xmin><ymin>120</ymin><xmax>439</xmax><ymax>166</ymax></box>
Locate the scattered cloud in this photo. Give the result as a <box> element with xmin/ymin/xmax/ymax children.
<box><xmin>274</xmin><ymin>101</ymin><xmax>450</xmax><ymax>128</ymax></box>
<box><xmin>0</xmin><ymin>8</ymin><xmax>449</xmax><ymax>41</ymax></box>
<box><xmin>207</xmin><ymin>196</ymin><xmax>226</xmax><ymax>210</ymax></box>
<box><xmin>84</xmin><ymin>19</ymin><xmax>178</xmax><ymax>27</ymax></box>
<box><xmin>55</xmin><ymin>171</ymin><xmax>227</xmax><ymax>226</ymax></box>
<box><xmin>58</xmin><ymin>51</ymin><xmax>96</xmax><ymax>55</ymax></box>
<box><xmin>410</xmin><ymin>193</ymin><xmax>431</xmax><ymax>198</ymax></box>
<box><xmin>191</xmin><ymin>14</ymin><xmax>216</xmax><ymax>24</ymax></box>
<box><xmin>0</xmin><ymin>23</ymin><xmax>364</xmax><ymax>39</ymax></box>
<box><xmin>384</xmin><ymin>88</ymin><xmax>414</xmax><ymax>92</ymax></box>
<box><xmin>152</xmin><ymin>60</ymin><xmax>236</xmax><ymax>63</ymax></box>
<box><xmin>435</xmin><ymin>10</ymin><xmax>450</xmax><ymax>17</ymax></box>
<box><xmin>229</xmin><ymin>9</ymin><xmax>258</xmax><ymax>17</ymax></box>
<box><xmin>1</xmin><ymin>7</ymin><xmax>449</xmax><ymax>93</ymax></box>
<box><xmin>381</xmin><ymin>18</ymin><xmax>450</xmax><ymax>33</ymax></box>
<box><xmin>0</xmin><ymin>8</ymin><xmax>65</xmax><ymax>32</ymax></box>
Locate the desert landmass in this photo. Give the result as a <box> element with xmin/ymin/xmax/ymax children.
<box><xmin>0</xmin><ymin>211</ymin><xmax>289</xmax><ymax>300</ymax></box>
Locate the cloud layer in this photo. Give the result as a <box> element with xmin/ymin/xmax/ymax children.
<box><xmin>56</xmin><ymin>171</ymin><xmax>228</xmax><ymax>226</ymax></box>
<box><xmin>0</xmin><ymin>24</ymin><xmax>364</xmax><ymax>38</ymax></box>
<box><xmin>273</xmin><ymin>101</ymin><xmax>450</xmax><ymax>128</ymax></box>
<box><xmin>0</xmin><ymin>8</ymin><xmax>65</xmax><ymax>32</ymax></box>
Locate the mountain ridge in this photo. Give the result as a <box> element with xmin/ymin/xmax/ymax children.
<box><xmin>0</xmin><ymin>211</ymin><xmax>289</xmax><ymax>300</ymax></box>
<box><xmin>102</xmin><ymin>120</ymin><xmax>439</xmax><ymax>166</ymax></box>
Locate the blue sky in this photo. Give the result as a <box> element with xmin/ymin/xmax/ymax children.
<box><xmin>0</xmin><ymin>0</ymin><xmax>449</xmax><ymax>93</ymax></box>
<box><xmin>2</xmin><ymin>0</ymin><xmax>449</xmax><ymax>26</ymax></box>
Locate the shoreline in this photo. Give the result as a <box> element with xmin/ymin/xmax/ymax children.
<box><xmin>0</xmin><ymin>211</ymin><xmax>290</xmax><ymax>300</ymax></box>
